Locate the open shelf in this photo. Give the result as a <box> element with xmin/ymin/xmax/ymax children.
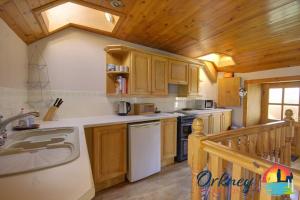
<box><xmin>104</xmin><ymin>45</ymin><xmax>130</xmax><ymax>55</ymax></box>
<box><xmin>105</xmin><ymin>47</ymin><xmax>131</xmax><ymax>96</ymax></box>
<box><xmin>106</xmin><ymin>71</ymin><xmax>129</xmax><ymax>75</ymax></box>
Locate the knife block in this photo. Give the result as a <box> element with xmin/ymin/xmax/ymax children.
<box><xmin>43</xmin><ymin>106</ymin><xmax>58</xmax><ymax>121</ymax></box>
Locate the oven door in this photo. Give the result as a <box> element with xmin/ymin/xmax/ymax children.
<box><xmin>176</xmin><ymin>138</ymin><xmax>188</xmax><ymax>161</ymax></box>
<box><xmin>180</xmin><ymin>123</ymin><xmax>193</xmax><ymax>139</ymax></box>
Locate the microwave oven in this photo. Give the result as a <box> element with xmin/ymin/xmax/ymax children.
<box><xmin>195</xmin><ymin>100</ymin><xmax>214</xmax><ymax>109</ymax></box>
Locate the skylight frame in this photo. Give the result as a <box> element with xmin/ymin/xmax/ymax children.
<box><xmin>196</xmin><ymin>52</ymin><xmax>236</xmax><ymax>68</ymax></box>
<box><xmin>33</xmin><ymin>0</ymin><xmax>124</xmax><ymax>35</ymax></box>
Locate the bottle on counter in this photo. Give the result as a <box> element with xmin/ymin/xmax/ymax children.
<box><xmin>18</xmin><ymin>108</ymin><xmax>28</xmax><ymax>127</ymax></box>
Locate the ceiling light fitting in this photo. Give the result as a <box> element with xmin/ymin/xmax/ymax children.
<box><xmin>109</xmin><ymin>0</ymin><xmax>125</xmax><ymax>8</ymax></box>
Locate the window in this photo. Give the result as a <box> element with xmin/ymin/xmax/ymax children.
<box><xmin>266</xmin><ymin>83</ymin><xmax>300</xmax><ymax>122</ymax></box>
<box><xmin>36</xmin><ymin>1</ymin><xmax>120</xmax><ymax>33</ymax></box>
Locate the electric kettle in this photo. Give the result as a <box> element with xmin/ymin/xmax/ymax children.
<box><xmin>117</xmin><ymin>101</ymin><xmax>131</xmax><ymax>116</ymax></box>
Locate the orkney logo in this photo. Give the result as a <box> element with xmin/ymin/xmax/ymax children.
<box><xmin>262</xmin><ymin>165</ymin><xmax>294</xmax><ymax>196</ymax></box>
<box><xmin>197</xmin><ymin>170</ymin><xmax>254</xmax><ymax>198</ymax></box>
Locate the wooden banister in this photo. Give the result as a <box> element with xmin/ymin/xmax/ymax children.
<box><xmin>188</xmin><ymin>109</ymin><xmax>298</xmax><ymax>199</ymax></box>
<box><xmin>202</xmin><ymin>121</ymin><xmax>288</xmax><ymax>142</ymax></box>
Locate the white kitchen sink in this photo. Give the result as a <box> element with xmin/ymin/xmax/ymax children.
<box><xmin>0</xmin><ymin>127</ymin><xmax>80</xmax><ymax>177</ymax></box>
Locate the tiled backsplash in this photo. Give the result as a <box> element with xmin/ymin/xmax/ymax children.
<box><xmin>26</xmin><ymin>89</ymin><xmax>205</xmax><ymax>119</ymax></box>
<box><xmin>0</xmin><ymin>86</ymin><xmax>210</xmax><ymax>120</ymax></box>
<box><xmin>0</xmin><ymin>87</ymin><xmax>29</xmax><ymax>118</ymax></box>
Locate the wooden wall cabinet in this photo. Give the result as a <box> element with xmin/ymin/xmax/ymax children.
<box><xmin>85</xmin><ymin>124</ymin><xmax>127</xmax><ymax>191</ymax></box>
<box><xmin>105</xmin><ymin>47</ymin><xmax>131</xmax><ymax>96</ymax></box>
<box><xmin>218</xmin><ymin>77</ymin><xmax>241</xmax><ymax>107</ymax></box>
<box><xmin>105</xmin><ymin>45</ymin><xmax>202</xmax><ymax>97</ymax></box>
<box><xmin>188</xmin><ymin>64</ymin><xmax>200</xmax><ymax>95</ymax></box>
<box><xmin>178</xmin><ymin>64</ymin><xmax>200</xmax><ymax>97</ymax></box>
<box><xmin>161</xmin><ymin>118</ymin><xmax>177</xmax><ymax>167</ymax></box>
<box><xmin>151</xmin><ymin>55</ymin><xmax>168</xmax><ymax>95</ymax></box>
<box><xmin>130</xmin><ymin>51</ymin><xmax>152</xmax><ymax>95</ymax></box>
<box><xmin>168</xmin><ymin>60</ymin><xmax>189</xmax><ymax>85</ymax></box>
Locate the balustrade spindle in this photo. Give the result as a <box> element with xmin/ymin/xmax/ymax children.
<box><xmin>279</xmin><ymin>126</ymin><xmax>286</xmax><ymax>164</ymax></box>
<box><xmin>262</xmin><ymin>131</ymin><xmax>270</xmax><ymax>159</ymax></box>
<box><xmin>269</xmin><ymin>129</ymin><xmax>276</xmax><ymax>161</ymax></box>
<box><xmin>256</xmin><ymin>134</ymin><xmax>263</xmax><ymax>157</ymax></box>
<box><xmin>275</xmin><ymin>127</ymin><xmax>281</xmax><ymax>163</ymax></box>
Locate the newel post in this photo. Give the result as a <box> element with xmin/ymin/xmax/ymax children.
<box><xmin>188</xmin><ymin>118</ymin><xmax>207</xmax><ymax>200</ymax></box>
<box><xmin>284</xmin><ymin>109</ymin><xmax>295</xmax><ymax>166</ymax></box>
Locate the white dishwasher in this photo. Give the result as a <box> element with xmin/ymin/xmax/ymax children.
<box><xmin>127</xmin><ymin>121</ymin><xmax>161</xmax><ymax>182</ymax></box>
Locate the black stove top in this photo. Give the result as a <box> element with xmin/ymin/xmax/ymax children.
<box><xmin>169</xmin><ymin>110</ymin><xmax>197</xmax><ymax>118</ymax></box>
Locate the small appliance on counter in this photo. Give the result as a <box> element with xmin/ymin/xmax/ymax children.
<box><xmin>134</xmin><ymin>103</ymin><xmax>155</xmax><ymax>115</ymax></box>
<box><xmin>117</xmin><ymin>101</ymin><xmax>131</xmax><ymax>116</ymax></box>
<box><xmin>194</xmin><ymin>99</ymin><xmax>214</xmax><ymax>110</ymax></box>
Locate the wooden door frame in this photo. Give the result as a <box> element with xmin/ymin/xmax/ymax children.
<box><xmin>242</xmin><ymin>75</ymin><xmax>300</xmax><ymax>126</ymax></box>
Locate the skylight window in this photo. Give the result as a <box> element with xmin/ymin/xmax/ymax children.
<box><xmin>197</xmin><ymin>53</ymin><xmax>235</xmax><ymax>68</ymax></box>
<box><xmin>40</xmin><ymin>2</ymin><xmax>120</xmax><ymax>33</ymax></box>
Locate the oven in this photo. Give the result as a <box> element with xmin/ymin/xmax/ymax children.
<box><xmin>176</xmin><ymin>115</ymin><xmax>196</xmax><ymax>162</ymax></box>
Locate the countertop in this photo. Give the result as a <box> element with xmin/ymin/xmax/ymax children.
<box><xmin>0</xmin><ymin>110</ymin><xmax>230</xmax><ymax>200</ymax></box>
<box><xmin>0</xmin><ymin>113</ymin><xmax>178</xmax><ymax>200</ymax></box>
<box><xmin>182</xmin><ymin>108</ymin><xmax>232</xmax><ymax>116</ymax></box>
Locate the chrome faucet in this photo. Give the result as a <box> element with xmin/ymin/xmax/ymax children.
<box><xmin>0</xmin><ymin>112</ymin><xmax>40</xmax><ymax>146</ymax></box>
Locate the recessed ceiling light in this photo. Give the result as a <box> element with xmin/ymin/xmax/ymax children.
<box><xmin>40</xmin><ymin>1</ymin><xmax>119</xmax><ymax>33</ymax></box>
<box><xmin>109</xmin><ymin>0</ymin><xmax>125</xmax><ymax>8</ymax></box>
<box><xmin>197</xmin><ymin>53</ymin><xmax>235</xmax><ymax>67</ymax></box>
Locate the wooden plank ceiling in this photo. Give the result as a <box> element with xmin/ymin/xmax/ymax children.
<box><xmin>1</xmin><ymin>0</ymin><xmax>300</xmax><ymax>72</ymax></box>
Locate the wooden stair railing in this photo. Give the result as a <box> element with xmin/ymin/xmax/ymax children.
<box><xmin>188</xmin><ymin>109</ymin><xmax>299</xmax><ymax>200</ymax></box>
<box><xmin>292</xmin><ymin>121</ymin><xmax>300</xmax><ymax>157</ymax></box>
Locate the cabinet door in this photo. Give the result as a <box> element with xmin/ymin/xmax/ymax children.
<box><xmin>188</xmin><ymin>64</ymin><xmax>200</xmax><ymax>95</ymax></box>
<box><xmin>210</xmin><ymin>113</ymin><xmax>222</xmax><ymax>134</ymax></box>
<box><xmin>218</xmin><ymin>77</ymin><xmax>241</xmax><ymax>107</ymax></box>
<box><xmin>161</xmin><ymin>118</ymin><xmax>177</xmax><ymax>166</ymax></box>
<box><xmin>151</xmin><ymin>56</ymin><xmax>168</xmax><ymax>95</ymax></box>
<box><xmin>93</xmin><ymin>124</ymin><xmax>127</xmax><ymax>183</ymax></box>
<box><xmin>198</xmin><ymin>115</ymin><xmax>210</xmax><ymax>135</ymax></box>
<box><xmin>168</xmin><ymin>60</ymin><xmax>188</xmax><ymax>85</ymax></box>
<box><xmin>131</xmin><ymin>51</ymin><xmax>151</xmax><ymax>95</ymax></box>
<box><xmin>222</xmin><ymin>111</ymin><xmax>232</xmax><ymax>131</ymax></box>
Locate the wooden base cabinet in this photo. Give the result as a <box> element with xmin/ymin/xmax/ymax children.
<box><xmin>161</xmin><ymin>118</ymin><xmax>177</xmax><ymax>167</ymax></box>
<box><xmin>222</xmin><ymin>111</ymin><xmax>232</xmax><ymax>131</ymax></box>
<box><xmin>85</xmin><ymin>124</ymin><xmax>127</xmax><ymax>192</ymax></box>
<box><xmin>197</xmin><ymin>111</ymin><xmax>232</xmax><ymax>135</ymax></box>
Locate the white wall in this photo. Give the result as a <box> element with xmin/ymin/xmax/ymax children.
<box><xmin>0</xmin><ymin>18</ymin><xmax>28</xmax><ymax>118</ymax></box>
<box><xmin>28</xmin><ymin>28</ymin><xmax>217</xmax><ymax>118</ymax></box>
<box><xmin>221</xmin><ymin>66</ymin><xmax>300</xmax><ymax>126</ymax></box>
